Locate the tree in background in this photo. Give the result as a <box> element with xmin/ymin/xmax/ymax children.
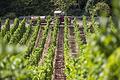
<box><xmin>85</xmin><ymin>0</ymin><xmax>111</xmax><ymax>16</ymax></box>
<box><xmin>51</xmin><ymin>0</ymin><xmax>76</xmax><ymax>12</ymax></box>
<box><xmin>0</xmin><ymin>0</ymin><xmax>112</xmax><ymax>16</ymax></box>
<box><xmin>0</xmin><ymin>0</ymin><xmax>54</xmax><ymax>17</ymax></box>
<box><xmin>89</xmin><ymin>2</ymin><xmax>110</xmax><ymax>16</ymax></box>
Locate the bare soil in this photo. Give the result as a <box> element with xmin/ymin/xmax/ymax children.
<box><xmin>79</xmin><ymin>26</ymin><xmax>87</xmax><ymax>44</ymax></box>
<box><xmin>53</xmin><ymin>27</ymin><xmax>66</xmax><ymax>80</ymax></box>
<box><xmin>38</xmin><ymin>30</ymin><xmax>51</xmax><ymax>65</ymax></box>
<box><xmin>69</xmin><ymin>27</ymin><xmax>78</xmax><ymax>57</ymax></box>
<box><xmin>34</xmin><ymin>27</ymin><xmax>43</xmax><ymax>48</ymax></box>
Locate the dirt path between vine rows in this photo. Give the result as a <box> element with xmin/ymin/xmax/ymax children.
<box><xmin>69</xmin><ymin>27</ymin><xmax>78</xmax><ymax>57</ymax></box>
<box><xmin>79</xmin><ymin>25</ymin><xmax>87</xmax><ymax>44</ymax></box>
<box><xmin>53</xmin><ymin>27</ymin><xmax>66</xmax><ymax>80</ymax></box>
<box><xmin>77</xmin><ymin>20</ymin><xmax>87</xmax><ymax>44</ymax></box>
<box><xmin>38</xmin><ymin>30</ymin><xmax>51</xmax><ymax>65</ymax></box>
<box><xmin>34</xmin><ymin>27</ymin><xmax>43</xmax><ymax>48</ymax></box>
